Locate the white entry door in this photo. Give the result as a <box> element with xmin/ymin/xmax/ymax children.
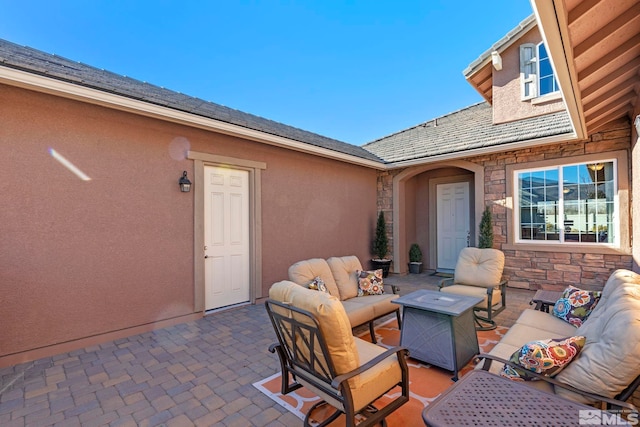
<box><xmin>436</xmin><ymin>182</ymin><xmax>470</xmax><ymax>271</ymax></box>
<box><xmin>204</xmin><ymin>166</ymin><xmax>250</xmax><ymax>310</ymax></box>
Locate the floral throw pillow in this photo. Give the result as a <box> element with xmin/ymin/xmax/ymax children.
<box><xmin>552</xmin><ymin>286</ymin><xmax>602</xmax><ymax>327</ymax></box>
<box><xmin>308</xmin><ymin>276</ymin><xmax>329</xmax><ymax>293</ymax></box>
<box><xmin>500</xmin><ymin>336</ymin><xmax>585</xmax><ymax>381</ymax></box>
<box><xmin>356</xmin><ymin>269</ymin><xmax>385</xmax><ymax>296</ymax></box>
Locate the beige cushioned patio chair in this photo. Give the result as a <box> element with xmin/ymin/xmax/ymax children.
<box><xmin>266</xmin><ymin>280</ymin><xmax>409</xmax><ymax>427</ymax></box>
<box><xmin>439</xmin><ymin>247</ymin><xmax>507</xmax><ymax>330</ymax></box>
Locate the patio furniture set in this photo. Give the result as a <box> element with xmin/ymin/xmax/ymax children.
<box><xmin>265</xmin><ymin>252</ymin><xmax>640</xmax><ymax>426</ymax></box>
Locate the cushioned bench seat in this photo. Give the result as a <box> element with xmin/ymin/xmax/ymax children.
<box><xmin>288</xmin><ymin>256</ymin><xmax>400</xmax><ymax>343</ymax></box>
<box><xmin>480</xmin><ymin>269</ymin><xmax>640</xmax><ymax>408</ymax></box>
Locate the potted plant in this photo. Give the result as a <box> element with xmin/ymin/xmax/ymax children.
<box><xmin>408</xmin><ymin>243</ymin><xmax>423</xmax><ymax>274</ymax></box>
<box><xmin>478</xmin><ymin>206</ymin><xmax>494</xmax><ymax>249</ymax></box>
<box><xmin>371</xmin><ymin>211</ymin><xmax>392</xmax><ymax>277</ymax></box>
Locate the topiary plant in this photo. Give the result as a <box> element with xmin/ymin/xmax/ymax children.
<box><xmin>372</xmin><ymin>211</ymin><xmax>389</xmax><ymax>260</ymax></box>
<box><xmin>409</xmin><ymin>243</ymin><xmax>422</xmax><ymax>263</ymax></box>
<box><xmin>478</xmin><ymin>206</ymin><xmax>494</xmax><ymax>249</ymax></box>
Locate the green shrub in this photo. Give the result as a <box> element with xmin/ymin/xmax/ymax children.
<box><xmin>478</xmin><ymin>206</ymin><xmax>494</xmax><ymax>249</ymax></box>
<box><xmin>372</xmin><ymin>211</ymin><xmax>389</xmax><ymax>259</ymax></box>
<box><xmin>409</xmin><ymin>243</ymin><xmax>422</xmax><ymax>262</ymax></box>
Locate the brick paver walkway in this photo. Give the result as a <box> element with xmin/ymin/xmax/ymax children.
<box><xmin>0</xmin><ymin>272</ymin><xmax>536</xmax><ymax>426</ymax></box>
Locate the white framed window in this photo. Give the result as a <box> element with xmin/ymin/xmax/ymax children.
<box><xmin>520</xmin><ymin>42</ymin><xmax>559</xmax><ymax>100</ymax></box>
<box><xmin>515</xmin><ymin>160</ymin><xmax>617</xmax><ymax>245</ymax></box>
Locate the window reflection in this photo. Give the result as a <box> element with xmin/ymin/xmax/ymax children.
<box><xmin>518</xmin><ymin>161</ymin><xmax>615</xmax><ymax>244</ymax></box>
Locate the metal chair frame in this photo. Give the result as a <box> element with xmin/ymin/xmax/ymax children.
<box><xmin>439</xmin><ymin>278</ymin><xmax>507</xmax><ymax>331</ymax></box>
<box><xmin>266</xmin><ymin>299</ymin><xmax>409</xmax><ymax>427</ymax></box>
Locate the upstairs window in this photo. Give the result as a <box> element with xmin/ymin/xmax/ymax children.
<box><xmin>516</xmin><ymin>161</ymin><xmax>617</xmax><ymax>245</ymax></box>
<box><xmin>520</xmin><ymin>42</ymin><xmax>559</xmax><ymax>100</ymax></box>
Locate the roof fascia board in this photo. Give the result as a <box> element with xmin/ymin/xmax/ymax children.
<box><xmin>384</xmin><ymin>131</ymin><xmax>577</xmax><ymax>169</ymax></box>
<box><xmin>463</xmin><ymin>16</ymin><xmax>538</xmax><ymax>78</ymax></box>
<box><xmin>0</xmin><ymin>66</ymin><xmax>386</xmax><ymax>170</ymax></box>
<box><xmin>531</xmin><ymin>0</ymin><xmax>587</xmax><ymax>140</ymax></box>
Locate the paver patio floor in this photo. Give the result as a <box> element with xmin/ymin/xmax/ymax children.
<box><xmin>0</xmin><ymin>272</ymin><xmax>537</xmax><ymax>426</ymax></box>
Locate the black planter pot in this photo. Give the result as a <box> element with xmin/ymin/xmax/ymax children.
<box><xmin>408</xmin><ymin>262</ymin><xmax>423</xmax><ymax>274</ymax></box>
<box><xmin>371</xmin><ymin>259</ymin><xmax>392</xmax><ymax>278</ymax></box>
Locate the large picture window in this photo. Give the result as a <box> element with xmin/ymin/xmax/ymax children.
<box><xmin>517</xmin><ymin>161</ymin><xmax>616</xmax><ymax>244</ymax></box>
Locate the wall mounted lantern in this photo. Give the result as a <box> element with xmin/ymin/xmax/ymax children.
<box><xmin>179</xmin><ymin>171</ymin><xmax>192</xmax><ymax>192</ymax></box>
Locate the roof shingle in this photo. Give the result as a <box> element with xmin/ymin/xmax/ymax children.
<box><xmin>363</xmin><ymin>102</ymin><xmax>573</xmax><ymax>163</ymax></box>
<box><xmin>1</xmin><ymin>39</ymin><xmax>574</xmax><ymax>167</ymax></box>
<box><xmin>0</xmin><ymin>39</ymin><xmax>382</xmax><ymax>162</ymax></box>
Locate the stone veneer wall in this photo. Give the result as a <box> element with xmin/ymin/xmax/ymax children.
<box><xmin>378</xmin><ymin>122</ymin><xmax>633</xmax><ymax>291</ymax></box>
<box><xmin>377</xmin><ymin>171</ymin><xmax>395</xmax><ymax>260</ymax></box>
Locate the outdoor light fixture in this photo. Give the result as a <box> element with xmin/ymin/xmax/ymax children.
<box><xmin>179</xmin><ymin>171</ymin><xmax>192</xmax><ymax>192</ymax></box>
<box><xmin>588</xmin><ymin>163</ymin><xmax>604</xmax><ymax>171</ymax></box>
<box><xmin>491</xmin><ymin>51</ymin><xmax>502</xmax><ymax>71</ymax></box>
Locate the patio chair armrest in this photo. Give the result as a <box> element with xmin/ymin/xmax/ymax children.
<box><xmin>268</xmin><ymin>342</ymin><xmax>280</xmax><ymax>354</ymax></box>
<box><xmin>330</xmin><ymin>346</ymin><xmax>408</xmax><ymax>389</ymax></box>
<box><xmin>477</xmin><ymin>353</ymin><xmax>638</xmax><ymax>412</ymax></box>
<box><xmin>439</xmin><ymin>278</ymin><xmax>454</xmax><ymax>288</ymax></box>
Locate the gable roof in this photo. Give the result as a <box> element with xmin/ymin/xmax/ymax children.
<box><xmin>0</xmin><ymin>39</ymin><xmax>382</xmax><ymax>164</ymax></box>
<box><xmin>463</xmin><ymin>15</ymin><xmax>537</xmax><ymax>103</ymax></box>
<box><xmin>363</xmin><ymin>102</ymin><xmax>573</xmax><ymax>164</ymax></box>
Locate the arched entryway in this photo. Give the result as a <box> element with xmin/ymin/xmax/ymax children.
<box><xmin>391</xmin><ymin>160</ymin><xmax>485</xmax><ymax>274</ymax></box>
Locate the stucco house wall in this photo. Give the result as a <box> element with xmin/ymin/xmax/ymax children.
<box><xmin>491</xmin><ymin>27</ymin><xmax>565</xmax><ymax>125</ymax></box>
<box><xmin>0</xmin><ymin>83</ymin><xmax>378</xmax><ymax>366</ymax></box>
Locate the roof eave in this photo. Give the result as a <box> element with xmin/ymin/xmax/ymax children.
<box><xmin>530</xmin><ymin>0</ymin><xmax>587</xmax><ymax>140</ymax></box>
<box><xmin>463</xmin><ymin>14</ymin><xmax>539</xmax><ymax>103</ymax></box>
<box><xmin>463</xmin><ymin>15</ymin><xmax>538</xmax><ymax>79</ymax></box>
<box><xmin>383</xmin><ymin>131</ymin><xmax>577</xmax><ymax>169</ymax></box>
<box><xmin>0</xmin><ymin>65</ymin><xmax>387</xmax><ymax>170</ymax></box>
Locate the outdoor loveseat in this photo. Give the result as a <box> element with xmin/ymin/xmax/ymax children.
<box><xmin>288</xmin><ymin>256</ymin><xmax>401</xmax><ymax>343</ymax></box>
<box><xmin>479</xmin><ymin>269</ymin><xmax>640</xmax><ymax>409</ymax></box>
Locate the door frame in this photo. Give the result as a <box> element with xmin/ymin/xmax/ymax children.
<box><xmin>429</xmin><ymin>175</ymin><xmax>475</xmax><ymax>271</ymax></box>
<box><xmin>188</xmin><ymin>151</ymin><xmax>266</xmax><ymax>313</ymax></box>
<box><xmin>391</xmin><ymin>160</ymin><xmax>484</xmax><ymax>274</ymax></box>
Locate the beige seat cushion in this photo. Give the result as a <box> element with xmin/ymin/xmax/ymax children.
<box><xmin>513</xmin><ymin>309</ymin><xmax>578</xmax><ymax>337</ymax></box>
<box><xmin>269</xmin><ymin>281</ymin><xmax>359</xmax><ymax>379</ymax></box>
<box><xmin>353</xmin><ymin>294</ymin><xmax>399</xmax><ymax>319</ymax></box>
<box><xmin>482</xmin><ymin>309</ymin><xmax>577</xmax><ymax>376</ymax></box>
<box><xmin>341</xmin><ymin>294</ymin><xmax>399</xmax><ymax>328</ymax></box>
<box><xmin>554</xmin><ymin>270</ymin><xmax>640</xmax><ymax>404</ymax></box>
<box><xmin>440</xmin><ymin>284</ymin><xmax>502</xmax><ymax>308</ymax></box>
<box><xmin>327</xmin><ymin>256</ymin><xmax>363</xmax><ymax>300</ymax></box>
<box><xmin>340</xmin><ymin>300</ymin><xmax>376</xmax><ymax>328</ymax></box>
<box><xmin>453</xmin><ymin>247</ymin><xmax>505</xmax><ymax>288</ymax></box>
<box><xmin>348</xmin><ymin>338</ymin><xmax>402</xmax><ymax>412</ymax></box>
<box><xmin>288</xmin><ymin>258</ymin><xmax>341</xmax><ymax>298</ymax></box>
<box><xmin>298</xmin><ymin>337</ymin><xmax>402</xmax><ymax>413</ymax></box>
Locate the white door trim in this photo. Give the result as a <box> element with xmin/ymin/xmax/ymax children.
<box><xmin>428</xmin><ymin>175</ymin><xmax>475</xmax><ymax>271</ymax></box>
<box><xmin>188</xmin><ymin>151</ymin><xmax>266</xmax><ymax>313</ymax></box>
<box><xmin>435</xmin><ymin>181</ymin><xmax>470</xmax><ymax>271</ymax></box>
<box><xmin>203</xmin><ymin>166</ymin><xmax>250</xmax><ymax>310</ymax></box>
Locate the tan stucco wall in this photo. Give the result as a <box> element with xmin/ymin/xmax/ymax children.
<box><xmin>0</xmin><ymin>84</ymin><xmax>377</xmax><ymax>365</ymax></box>
<box><xmin>492</xmin><ymin>27</ymin><xmax>565</xmax><ymax>124</ymax></box>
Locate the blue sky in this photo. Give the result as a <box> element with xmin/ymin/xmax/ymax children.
<box><xmin>0</xmin><ymin>1</ymin><xmax>533</xmax><ymax>145</ymax></box>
